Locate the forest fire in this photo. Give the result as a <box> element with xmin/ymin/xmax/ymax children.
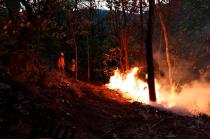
<box><xmin>106</xmin><ymin>67</ymin><xmax>210</xmax><ymax>116</ymax></box>
<box><xmin>1</xmin><ymin>0</ymin><xmax>210</xmax><ymax>138</ymax></box>
<box><xmin>106</xmin><ymin>67</ymin><xmax>160</xmax><ymax>104</ymax></box>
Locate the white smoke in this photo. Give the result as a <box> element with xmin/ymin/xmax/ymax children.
<box><xmin>152</xmin><ymin>51</ymin><xmax>210</xmax><ymax>116</ymax></box>
<box><xmin>156</xmin><ymin>79</ymin><xmax>210</xmax><ymax>116</ymax></box>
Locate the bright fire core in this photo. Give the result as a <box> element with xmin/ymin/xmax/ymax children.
<box><xmin>106</xmin><ymin>67</ymin><xmax>160</xmax><ymax>104</ymax></box>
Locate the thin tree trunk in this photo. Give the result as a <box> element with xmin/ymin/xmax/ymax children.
<box><xmin>139</xmin><ymin>0</ymin><xmax>144</xmax><ymax>48</ymax></box>
<box><xmin>87</xmin><ymin>0</ymin><xmax>96</xmax><ymax>81</ymax></box>
<box><xmin>74</xmin><ymin>1</ymin><xmax>78</xmax><ymax>79</ymax></box>
<box><xmin>158</xmin><ymin>1</ymin><xmax>173</xmax><ymax>90</ymax></box>
<box><xmin>72</xmin><ymin>31</ymin><xmax>78</xmax><ymax>79</ymax></box>
<box><xmin>121</xmin><ymin>29</ymin><xmax>129</xmax><ymax>71</ymax></box>
<box><xmin>69</xmin><ymin>16</ymin><xmax>78</xmax><ymax>79</ymax></box>
<box><xmin>34</xmin><ymin>0</ymin><xmax>41</xmax><ymax>67</ymax></box>
<box><xmin>114</xmin><ymin>10</ymin><xmax>124</xmax><ymax>72</ymax></box>
<box><xmin>139</xmin><ymin>0</ymin><xmax>145</xmax><ymax>66</ymax></box>
<box><xmin>87</xmin><ymin>36</ymin><xmax>90</xmax><ymax>81</ymax></box>
<box><xmin>120</xmin><ymin>0</ymin><xmax>129</xmax><ymax>71</ymax></box>
<box><xmin>75</xmin><ymin>42</ymin><xmax>78</xmax><ymax>79</ymax></box>
<box><xmin>145</xmin><ymin>0</ymin><xmax>156</xmax><ymax>102</ymax></box>
<box><xmin>34</xmin><ymin>27</ymin><xmax>41</xmax><ymax>67</ymax></box>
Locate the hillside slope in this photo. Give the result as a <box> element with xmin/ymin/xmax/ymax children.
<box><xmin>0</xmin><ymin>67</ymin><xmax>210</xmax><ymax>139</ymax></box>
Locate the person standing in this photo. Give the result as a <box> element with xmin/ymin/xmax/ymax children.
<box><xmin>69</xmin><ymin>59</ymin><xmax>76</xmax><ymax>77</ymax></box>
<box><xmin>57</xmin><ymin>52</ymin><xmax>65</xmax><ymax>71</ymax></box>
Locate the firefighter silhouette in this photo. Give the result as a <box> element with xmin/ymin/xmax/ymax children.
<box><xmin>57</xmin><ymin>52</ymin><xmax>65</xmax><ymax>71</ymax></box>
<box><xmin>69</xmin><ymin>59</ymin><xmax>76</xmax><ymax>77</ymax></box>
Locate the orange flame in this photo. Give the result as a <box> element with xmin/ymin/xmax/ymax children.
<box><xmin>106</xmin><ymin>67</ymin><xmax>160</xmax><ymax>104</ymax></box>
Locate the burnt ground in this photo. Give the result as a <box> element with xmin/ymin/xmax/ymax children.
<box><xmin>0</xmin><ymin>68</ymin><xmax>210</xmax><ymax>139</ymax></box>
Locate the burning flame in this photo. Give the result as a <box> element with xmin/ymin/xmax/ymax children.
<box><xmin>106</xmin><ymin>67</ymin><xmax>210</xmax><ymax>116</ymax></box>
<box><xmin>106</xmin><ymin>67</ymin><xmax>160</xmax><ymax>104</ymax></box>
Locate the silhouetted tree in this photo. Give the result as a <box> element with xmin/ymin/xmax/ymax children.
<box><xmin>145</xmin><ymin>0</ymin><xmax>156</xmax><ymax>102</ymax></box>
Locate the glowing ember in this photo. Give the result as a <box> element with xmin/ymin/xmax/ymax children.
<box><xmin>106</xmin><ymin>67</ymin><xmax>160</xmax><ymax>104</ymax></box>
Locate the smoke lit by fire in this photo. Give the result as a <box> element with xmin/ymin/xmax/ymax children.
<box><xmin>106</xmin><ymin>67</ymin><xmax>210</xmax><ymax>116</ymax></box>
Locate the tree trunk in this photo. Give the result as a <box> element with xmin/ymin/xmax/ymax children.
<box><xmin>145</xmin><ymin>0</ymin><xmax>156</xmax><ymax>102</ymax></box>
<box><xmin>69</xmin><ymin>16</ymin><xmax>78</xmax><ymax>79</ymax></box>
<box><xmin>73</xmin><ymin>2</ymin><xmax>78</xmax><ymax>79</ymax></box>
<box><xmin>34</xmin><ymin>27</ymin><xmax>41</xmax><ymax>67</ymax></box>
<box><xmin>75</xmin><ymin>43</ymin><xmax>78</xmax><ymax>79</ymax></box>
<box><xmin>139</xmin><ymin>0</ymin><xmax>145</xmax><ymax>66</ymax></box>
<box><xmin>139</xmin><ymin>0</ymin><xmax>144</xmax><ymax>48</ymax></box>
<box><xmin>120</xmin><ymin>29</ymin><xmax>129</xmax><ymax>71</ymax></box>
<box><xmin>120</xmin><ymin>0</ymin><xmax>129</xmax><ymax>71</ymax></box>
<box><xmin>87</xmin><ymin>0</ymin><xmax>96</xmax><ymax>81</ymax></box>
<box><xmin>72</xmin><ymin>31</ymin><xmax>78</xmax><ymax>79</ymax></box>
<box><xmin>34</xmin><ymin>2</ymin><xmax>41</xmax><ymax>67</ymax></box>
<box><xmin>114</xmin><ymin>10</ymin><xmax>124</xmax><ymax>72</ymax></box>
<box><xmin>87</xmin><ymin>36</ymin><xmax>90</xmax><ymax>81</ymax></box>
<box><xmin>158</xmin><ymin>2</ymin><xmax>173</xmax><ymax>90</ymax></box>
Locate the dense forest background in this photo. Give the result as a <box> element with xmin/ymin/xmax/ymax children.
<box><xmin>1</xmin><ymin>0</ymin><xmax>210</xmax><ymax>85</ymax></box>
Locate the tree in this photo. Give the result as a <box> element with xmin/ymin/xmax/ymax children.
<box><xmin>120</xmin><ymin>0</ymin><xmax>129</xmax><ymax>71</ymax></box>
<box><xmin>139</xmin><ymin>0</ymin><xmax>145</xmax><ymax>49</ymax></box>
<box><xmin>157</xmin><ymin>0</ymin><xmax>173</xmax><ymax>92</ymax></box>
<box><xmin>87</xmin><ymin>0</ymin><xmax>96</xmax><ymax>81</ymax></box>
<box><xmin>145</xmin><ymin>0</ymin><xmax>156</xmax><ymax>102</ymax></box>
